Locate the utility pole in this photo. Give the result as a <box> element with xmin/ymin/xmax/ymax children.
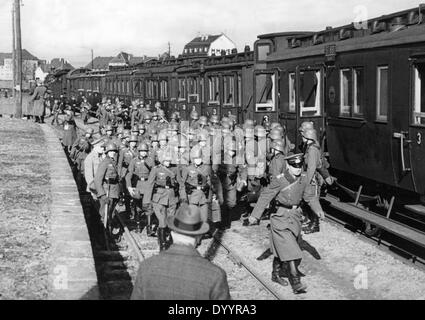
<box><xmin>168</xmin><ymin>42</ymin><xmax>171</xmax><ymax>57</ymax></box>
<box><xmin>14</xmin><ymin>0</ymin><xmax>23</xmax><ymax>118</ymax></box>
<box><xmin>12</xmin><ymin>3</ymin><xmax>16</xmax><ymax>98</ymax></box>
<box><xmin>91</xmin><ymin>49</ymin><xmax>94</xmax><ymax>69</ymax></box>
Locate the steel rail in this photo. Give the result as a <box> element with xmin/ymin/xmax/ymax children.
<box><xmin>212</xmin><ymin>233</ymin><xmax>285</xmax><ymax>300</ymax></box>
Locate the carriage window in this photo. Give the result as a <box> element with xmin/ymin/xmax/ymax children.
<box><xmin>127</xmin><ymin>80</ymin><xmax>130</xmax><ymax>94</ymax></box>
<box><xmin>299</xmin><ymin>70</ymin><xmax>322</xmax><ymax>117</ymax></box>
<box><xmin>340</xmin><ymin>68</ymin><xmax>364</xmax><ymax>117</ymax></box>
<box><xmin>160</xmin><ymin>80</ymin><xmax>168</xmax><ymax>100</ymax></box>
<box><xmin>255</xmin><ymin>73</ymin><xmax>275</xmax><ymax>112</ymax></box>
<box><xmin>200</xmin><ymin>78</ymin><xmax>204</xmax><ymax>103</ymax></box>
<box><xmin>208</xmin><ymin>76</ymin><xmax>220</xmax><ymax>104</ymax></box>
<box><xmin>413</xmin><ymin>64</ymin><xmax>425</xmax><ymax>125</ymax></box>
<box><xmin>289</xmin><ymin>73</ymin><xmax>296</xmax><ymax>113</ymax></box>
<box><xmin>377</xmin><ymin>66</ymin><xmax>388</xmax><ymax>122</ymax></box>
<box><xmin>223</xmin><ymin>75</ymin><xmax>235</xmax><ymax>106</ymax></box>
<box><xmin>178</xmin><ymin>78</ymin><xmax>186</xmax><ymax>101</ymax></box>
<box><xmin>188</xmin><ymin>77</ymin><xmax>199</xmax><ymax>103</ymax></box>
<box><xmin>237</xmin><ymin>75</ymin><xmax>242</xmax><ymax>107</ymax></box>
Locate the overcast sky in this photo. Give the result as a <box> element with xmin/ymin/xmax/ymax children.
<box><xmin>0</xmin><ymin>0</ymin><xmax>422</xmax><ymax>67</ymax></box>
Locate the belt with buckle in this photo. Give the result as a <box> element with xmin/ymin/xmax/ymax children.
<box><xmin>140</xmin><ymin>177</ymin><xmax>148</xmax><ymax>181</ymax></box>
<box><xmin>276</xmin><ymin>201</ymin><xmax>298</xmax><ymax>210</ymax></box>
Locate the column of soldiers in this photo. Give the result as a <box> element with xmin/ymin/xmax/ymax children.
<box><xmin>70</xmin><ymin>97</ymin><xmax>335</xmax><ymax>296</ymax></box>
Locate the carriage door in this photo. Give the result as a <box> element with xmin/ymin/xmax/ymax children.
<box><xmin>409</xmin><ymin>61</ymin><xmax>425</xmax><ymax>196</ymax></box>
<box><xmin>177</xmin><ymin>77</ymin><xmax>188</xmax><ymax>120</ymax></box>
<box><xmin>159</xmin><ymin>77</ymin><xmax>169</xmax><ymax>116</ymax></box>
<box><xmin>205</xmin><ymin>73</ymin><xmax>221</xmax><ymax>119</ymax></box>
<box><xmin>254</xmin><ymin>70</ymin><xmax>279</xmax><ymax>125</ymax></box>
<box><xmin>295</xmin><ymin>65</ymin><xmax>326</xmax><ymax>150</ymax></box>
<box><xmin>221</xmin><ymin>72</ymin><xmax>240</xmax><ymax>122</ymax></box>
<box><xmin>187</xmin><ymin>76</ymin><xmax>202</xmax><ymax>120</ymax></box>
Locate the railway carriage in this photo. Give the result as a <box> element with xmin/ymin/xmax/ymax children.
<box><xmin>257</xmin><ymin>6</ymin><xmax>425</xmax><ymax>214</ymax></box>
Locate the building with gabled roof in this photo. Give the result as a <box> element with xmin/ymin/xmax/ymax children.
<box><xmin>182</xmin><ymin>33</ymin><xmax>237</xmax><ymax>57</ymax></box>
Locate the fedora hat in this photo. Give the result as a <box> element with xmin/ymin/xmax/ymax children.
<box><xmin>167</xmin><ymin>204</ymin><xmax>210</xmax><ymax>236</ymax></box>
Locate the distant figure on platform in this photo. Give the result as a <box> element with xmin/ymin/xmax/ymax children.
<box><xmin>29</xmin><ymin>80</ymin><xmax>48</xmax><ymax>123</ymax></box>
<box><xmin>62</xmin><ymin>107</ymin><xmax>77</xmax><ymax>153</ymax></box>
<box><xmin>131</xmin><ymin>204</ymin><xmax>231</xmax><ymax>300</ymax></box>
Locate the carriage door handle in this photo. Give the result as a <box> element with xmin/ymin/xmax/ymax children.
<box><xmin>393</xmin><ymin>132</ymin><xmax>412</xmax><ymax>173</ymax></box>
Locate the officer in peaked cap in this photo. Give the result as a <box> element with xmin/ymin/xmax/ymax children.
<box><xmin>131</xmin><ymin>204</ymin><xmax>230</xmax><ymax>300</ymax></box>
<box><xmin>249</xmin><ymin>153</ymin><xmax>308</xmax><ymax>294</ymax></box>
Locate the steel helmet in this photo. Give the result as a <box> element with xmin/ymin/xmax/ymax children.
<box><xmin>85</xmin><ymin>128</ymin><xmax>94</xmax><ymax>135</ymax></box>
<box><xmin>269</xmin><ymin>128</ymin><xmax>282</xmax><ymax>140</ymax></box>
<box><xmin>270</xmin><ymin>122</ymin><xmax>281</xmax><ymax>130</ymax></box>
<box><xmin>138</xmin><ymin>124</ymin><xmax>146</xmax><ymax>131</ymax></box>
<box><xmin>170</xmin><ymin>112</ymin><xmax>180</xmax><ymax>121</ymax></box>
<box><xmin>299</xmin><ymin>121</ymin><xmax>315</xmax><ymax>133</ymax></box>
<box><xmin>191</xmin><ymin>148</ymin><xmax>203</xmax><ymax>160</ymax></box>
<box><xmin>303</xmin><ymin>128</ymin><xmax>318</xmax><ymax>142</ymax></box>
<box><xmin>122</xmin><ymin>129</ymin><xmax>131</xmax><ymax>138</ymax></box>
<box><xmin>105</xmin><ymin>142</ymin><xmax>118</xmax><ymax>153</ymax></box>
<box><xmin>199</xmin><ymin>116</ymin><xmax>208</xmax><ymax>126</ymax></box>
<box><xmin>243</xmin><ymin>119</ymin><xmax>255</xmax><ymax>129</ymax></box>
<box><xmin>151</xmin><ymin>134</ymin><xmax>159</xmax><ymax>142</ymax></box>
<box><xmin>150</xmin><ymin>128</ymin><xmax>158</xmax><ymax>135</ymax></box>
<box><xmin>144</xmin><ymin>113</ymin><xmax>153</xmax><ymax>121</ymax></box>
<box><xmin>191</xmin><ymin>110</ymin><xmax>200</xmax><ymax>120</ymax></box>
<box><xmin>222</xmin><ymin>128</ymin><xmax>232</xmax><ymax>136</ymax></box>
<box><xmin>210</xmin><ymin>115</ymin><xmax>220</xmax><ymax>124</ymax></box>
<box><xmin>158</xmin><ymin>109</ymin><xmax>165</xmax><ymax>118</ymax></box>
<box><xmin>170</xmin><ymin>122</ymin><xmax>179</xmax><ymax>132</ymax></box>
<box><xmin>105</xmin><ymin>125</ymin><xmax>113</xmax><ymax>132</ymax></box>
<box><xmin>255</xmin><ymin>125</ymin><xmax>267</xmax><ymax>138</ymax></box>
<box><xmin>271</xmin><ymin>139</ymin><xmax>285</xmax><ymax>153</ymax></box>
<box><xmin>131</xmin><ymin>125</ymin><xmax>139</xmax><ymax>133</ymax></box>
<box><xmin>129</xmin><ymin>135</ymin><xmax>139</xmax><ymax>143</ymax></box>
<box><xmin>198</xmin><ymin>132</ymin><xmax>208</xmax><ymax>142</ymax></box>
<box><xmin>152</xmin><ymin>112</ymin><xmax>158</xmax><ymax>119</ymax></box>
<box><xmin>138</xmin><ymin>143</ymin><xmax>149</xmax><ymax>152</ymax></box>
<box><xmin>221</xmin><ymin>117</ymin><xmax>230</xmax><ymax>126</ymax></box>
<box><xmin>158</xmin><ymin>132</ymin><xmax>168</xmax><ymax>141</ymax></box>
<box><xmin>155</xmin><ymin>102</ymin><xmax>161</xmax><ymax>109</ymax></box>
<box><xmin>145</xmin><ymin>104</ymin><xmax>153</xmax><ymax>112</ymax></box>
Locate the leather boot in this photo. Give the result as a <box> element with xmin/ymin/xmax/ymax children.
<box><xmin>303</xmin><ymin>216</ymin><xmax>320</xmax><ymax>234</ymax></box>
<box><xmin>146</xmin><ymin>216</ymin><xmax>156</xmax><ymax>237</ymax></box>
<box><xmin>158</xmin><ymin>228</ymin><xmax>167</xmax><ymax>252</ymax></box>
<box><xmin>164</xmin><ymin>227</ymin><xmax>173</xmax><ymax>249</ymax></box>
<box><xmin>288</xmin><ymin>261</ymin><xmax>307</xmax><ymax>294</ymax></box>
<box><xmin>271</xmin><ymin>258</ymin><xmax>289</xmax><ymax>287</ymax></box>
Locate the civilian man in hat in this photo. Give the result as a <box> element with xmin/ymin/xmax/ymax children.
<box><xmin>249</xmin><ymin>153</ymin><xmax>308</xmax><ymax>294</ymax></box>
<box><xmin>130</xmin><ymin>204</ymin><xmax>231</xmax><ymax>300</ymax></box>
<box><xmin>84</xmin><ymin>138</ymin><xmax>107</xmax><ymax>200</ymax></box>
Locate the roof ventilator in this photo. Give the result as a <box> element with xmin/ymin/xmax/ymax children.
<box><xmin>371</xmin><ymin>20</ymin><xmax>387</xmax><ymax>34</ymax></box>
<box><xmin>313</xmin><ymin>34</ymin><xmax>324</xmax><ymax>45</ymax></box>
<box><xmin>339</xmin><ymin>28</ymin><xmax>353</xmax><ymax>40</ymax></box>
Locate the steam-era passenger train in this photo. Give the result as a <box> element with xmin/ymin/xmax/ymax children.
<box><xmin>49</xmin><ymin>6</ymin><xmax>425</xmax><ymax>221</ymax></box>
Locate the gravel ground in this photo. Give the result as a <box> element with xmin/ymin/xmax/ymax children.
<box><xmin>223</xmin><ymin>219</ymin><xmax>425</xmax><ymax>300</ymax></box>
<box><xmin>0</xmin><ymin>118</ymin><xmax>51</xmax><ymax>300</ymax></box>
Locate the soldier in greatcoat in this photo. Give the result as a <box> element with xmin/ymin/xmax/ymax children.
<box><xmin>29</xmin><ymin>81</ymin><xmax>48</xmax><ymax>123</ymax></box>
<box><xmin>249</xmin><ymin>153</ymin><xmax>308</xmax><ymax>294</ymax></box>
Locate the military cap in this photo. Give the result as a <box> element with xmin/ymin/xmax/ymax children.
<box><xmin>105</xmin><ymin>142</ymin><xmax>118</xmax><ymax>153</ymax></box>
<box><xmin>199</xmin><ymin>116</ymin><xmax>208</xmax><ymax>126</ymax></box>
<box><xmin>167</xmin><ymin>204</ymin><xmax>209</xmax><ymax>236</ymax></box>
<box><xmin>138</xmin><ymin>143</ymin><xmax>149</xmax><ymax>152</ymax></box>
<box><xmin>191</xmin><ymin>110</ymin><xmax>200</xmax><ymax>120</ymax></box>
<box><xmin>129</xmin><ymin>135</ymin><xmax>139</xmax><ymax>143</ymax></box>
<box><xmin>284</xmin><ymin>153</ymin><xmax>304</xmax><ymax>168</ymax></box>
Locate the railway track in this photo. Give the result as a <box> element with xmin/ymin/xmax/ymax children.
<box><xmin>49</xmin><ymin>114</ymin><xmax>425</xmax><ymax>300</ymax></box>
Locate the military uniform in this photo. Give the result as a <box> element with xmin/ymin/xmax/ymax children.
<box><xmin>80</xmin><ymin>100</ymin><xmax>92</xmax><ymax>125</ymax></box>
<box><xmin>181</xmin><ymin>165</ymin><xmax>212</xmax><ymax>223</ymax></box>
<box><xmin>94</xmin><ymin>156</ymin><xmax>121</xmax><ymax>227</ymax></box>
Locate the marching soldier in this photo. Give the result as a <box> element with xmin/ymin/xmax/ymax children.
<box><xmin>50</xmin><ymin>99</ymin><xmax>61</xmax><ymax>126</ymax></box>
<box><xmin>210</xmin><ymin>115</ymin><xmax>221</xmax><ymax>129</ymax></box>
<box><xmin>181</xmin><ymin>148</ymin><xmax>212</xmax><ymax>224</ymax></box>
<box><xmin>70</xmin><ymin>128</ymin><xmax>94</xmax><ymax>189</ymax></box>
<box><xmin>268</xmin><ymin>139</ymin><xmax>288</xmax><ymax>181</ymax></box>
<box><xmin>249</xmin><ymin>153</ymin><xmax>308</xmax><ymax>294</ymax></box>
<box><xmin>190</xmin><ymin>110</ymin><xmax>200</xmax><ymax>130</ymax></box>
<box><xmin>215</xmin><ymin>140</ymin><xmax>247</xmax><ymax>229</ymax></box>
<box><xmin>94</xmin><ymin>142</ymin><xmax>121</xmax><ymax>235</ymax></box>
<box><xmin>126</xmin><ymin>143</ymin><xmax>156</xmax><ymax>235</ymax></box>
<box><xmin>80</xmin><ymin>97</ymin><xmax>92</xmax><ymax>125</ymax></box>
<box><xmin>146</xmin><ymin>153</ymin><xmax>181</xmax><ymax>251</ymax></box>
<box><xmin>84</xmin><ymin>138</ymin><xmax>106</xmax><ymax>200</ymax></box>
<box><xmin>137</xmin><ymin>124</ymin><xmax>149</xmax><ymax>145</ymax></box>
<box><xmin>62</xmin><ymin>108</ymin><xmax>78</xmax><ymax>154</ymax></box>
<box><xmin>176</xmin><ymin>135</ymin><xmax>190</xmax><ymax>179</ymax></box>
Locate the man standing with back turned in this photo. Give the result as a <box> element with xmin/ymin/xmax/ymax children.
<box><xmin>131</xmin><ymin>204</ymin><xmax>231</xmax><ymax>300</ymax></box>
